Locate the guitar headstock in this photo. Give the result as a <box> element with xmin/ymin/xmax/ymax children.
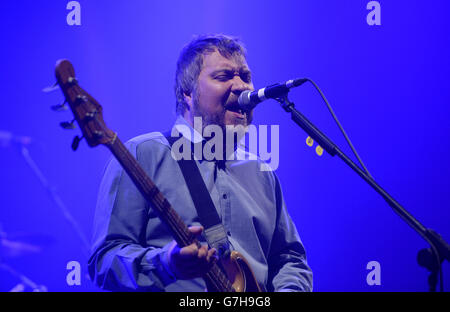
<box><xmin>54</xmin><ymin>59</ymin><xmax>116</xmax><ymax>149</ymax></box>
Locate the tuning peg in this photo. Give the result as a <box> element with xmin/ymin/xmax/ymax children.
<box><xmin>84</xmin><ymin>111</ymin><xmax>96</xmax><ymax>121</ymax></box>
<box><xmin>72</xmin><ymin>135</ymin><xmax>84</xmax><ymax>151</ymax></box>
<box><xmin>93</xmin><ymin>131</ymin><xmax>104</xmax><ymax>139</ymax></box>
<box><xmin>67</xmin><ymin>77</ymin><xmax>78</xmax><ymax>85</ymax></box>
<box><xmin>42</xmin><ymin>82</ymin><xmax>60</xmax><ymax>93</ymax></box>
<box><xmin>60</xmin><ymin>119</ymin><xmax>76</xmax><ymax>130</ymax></box>
<box><xmin>51</xmin><ymin>100</ymin><xmax>68</xmax><ymax>112</ymax></box>
<box><xmin>76</xmin><ymin>94</ymin><xmax>88</xmax><ymax>104</ymax></box>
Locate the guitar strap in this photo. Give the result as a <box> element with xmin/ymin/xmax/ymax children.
<box><xmin>164</xmin><ymin>131</ymin><xmax>230</xmax><ymax>258</ymax></box>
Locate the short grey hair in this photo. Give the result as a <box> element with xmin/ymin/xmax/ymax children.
<box><xmin>174</xmin><ymin>34</ymin><xmax>247</xmax><ymax>115</ymax></box>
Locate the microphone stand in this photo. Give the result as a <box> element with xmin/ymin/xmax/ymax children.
<box><xmin>19</xmin><ymin>146</ymin><xmax>90</xmax><ymax>257</ymax></box>
<box><xmin>276</xmin><ymin>93</ymin><xmax>450</xmax><ymax>292</ymax></box>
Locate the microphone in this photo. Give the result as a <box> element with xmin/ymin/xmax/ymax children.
<box><xmin>238</xmin><ymin>78</ymin><xmax>308</xmax><ymax>110</ymax></box>
<box><xmin>0</xmin><ymin>130</ymin><xmax>32</xmax><ymax>148</ymax></box>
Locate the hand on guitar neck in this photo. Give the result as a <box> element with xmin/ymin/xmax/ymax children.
<box><xmin>166</xmin><ymin>226</ymin><xmax>218</xmax><ymax>280</ymax></box>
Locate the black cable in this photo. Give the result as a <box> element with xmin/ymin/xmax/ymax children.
<box><xmin>305</xmin><ymin>79</ymin><xmax>373</xmax><ymax>180</ymax></box>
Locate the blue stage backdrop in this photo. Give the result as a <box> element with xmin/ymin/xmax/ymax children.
<box><xmin>1</xmin><ymin>1</ymin><xmax>449</xmax><ymax>291</ymax></box>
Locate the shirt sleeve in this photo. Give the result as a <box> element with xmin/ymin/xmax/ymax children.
<box><xmin>266</xmin><ymin>173</ymin><xmax>313</xmax><ymax>292</ymax></box>
<box><xmin>87</xmin><ymin>141</ymin><xmax>176</xmax><ymax>291</ymax></box>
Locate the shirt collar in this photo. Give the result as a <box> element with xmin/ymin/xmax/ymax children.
<box><xmin>171</xmin><ymin>115</ymin><xmax>248</xmax><ymax>164</ymax></box>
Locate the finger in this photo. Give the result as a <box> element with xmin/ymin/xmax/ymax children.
<box><xmin>197</xmin><ymin>245</ymin><xmax>208</xmax><ymax>259</ymax></box>
<box><xmin>179</xmin><ymin>243</ymin><xmax>199</xmax><ymax>257</ymax></box>
<box><xmin>206</xmin><ymin>248</ymin><xmax>217</xmax><ymax>263</ymax></box>
<box><xmin>188</xmin><ymin>225</ymin><xmax>204</xmax><ymax>236</ymax></box>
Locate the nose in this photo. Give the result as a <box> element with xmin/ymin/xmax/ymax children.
<box><xmin>231</xmin><ymin>75</ymin><xmax>252</xmax><ymax>95</ymax></box>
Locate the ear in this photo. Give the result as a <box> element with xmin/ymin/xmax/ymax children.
<box><xmin>183</xmin><ymin>92</ymin><xmax>193</xmax><ymax>111</ymax></box>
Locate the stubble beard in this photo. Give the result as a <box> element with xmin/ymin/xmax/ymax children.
<box><xmin>191</xmin><ymin>86</ymin><xmax>227</xmax><ymax>132</ymax></box>
<box><xmin>191</xmin><ymin>88</ymin><xmax>251</xmax><ymax>156</ymax></box>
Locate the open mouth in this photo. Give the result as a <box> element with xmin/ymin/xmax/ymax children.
<box><xmin>225</xmin><ymin>103</ymin><xmax>246</xmax><ymax>118</ymax></box>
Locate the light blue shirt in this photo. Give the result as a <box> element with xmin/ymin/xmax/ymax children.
<box><xmin>88</xmin><ymin>116</ymin><xmax>313</xmax><ymax>292</ymax></box>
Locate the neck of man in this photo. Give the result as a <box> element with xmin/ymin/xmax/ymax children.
<box><xmin>181</xmin><ymin>114</ymin><xmax>246</xmax><ymax>161</ymax></box>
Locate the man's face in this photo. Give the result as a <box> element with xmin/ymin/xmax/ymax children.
<box><xmin>184</xmin><ymin>50</ymin><xmax>254</xmax><ymax>129</ymax></box>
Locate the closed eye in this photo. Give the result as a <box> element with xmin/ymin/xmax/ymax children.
<box><xmin>240</xmin><ymin>71</ymin><xmax>252</xmax><ymax>83</ymax></box>
<box><xmin>212</xmin><ymin>69</ymin><xmax>252</xmax><ymax>83</ymax></box>
<box><xmin>215</xmin><ymin>74</ymin><xmax>233</xmax><ymax>81</ymax></box>
<box><xmin>213</xmin><ymin>70</ymin><xmax>234</xmax><ymax>81</ymax></box>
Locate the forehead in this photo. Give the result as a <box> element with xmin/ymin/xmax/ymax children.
<box><xmin>201</xmin><ymin>50</ymin><xmax>249</xmax><ymax>72</ymax></box>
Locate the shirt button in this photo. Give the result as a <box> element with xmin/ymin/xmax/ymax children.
<box><xmin>223</xmin><ymin>194</ymin><xmax>227</xmax><ymax>199</ymax></box>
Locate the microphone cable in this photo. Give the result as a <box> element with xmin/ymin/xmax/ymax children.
<box><xmin>303</xmin><ymin>78</ymin><xmax>373</xmax><ymax>180</ymax></box>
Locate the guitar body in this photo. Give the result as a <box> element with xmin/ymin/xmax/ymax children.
<box><xmin>217</xmin><ymin>251</ymin><xmax>262</xmax><ymax>292</ymax></box>
<box><xmin>53</xmin><ymin>59</ymin><xmax>262</xmax><ymax>292</ymax></box>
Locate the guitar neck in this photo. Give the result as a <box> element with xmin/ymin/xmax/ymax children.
<box><xmin>106</xmin><ymin>136</ymin><xmax>234</xmax><ymax>292</ymax></box>
<box><xmin>107</xmin><ymin>136</ymin><xmax>192</xmax><ymax>247</ymax></box>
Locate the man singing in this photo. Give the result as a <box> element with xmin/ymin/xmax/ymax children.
<box><xmin>88</xmin><ymin>34</ymin><xmax>313</xmax><ymax>292</ymax></box>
